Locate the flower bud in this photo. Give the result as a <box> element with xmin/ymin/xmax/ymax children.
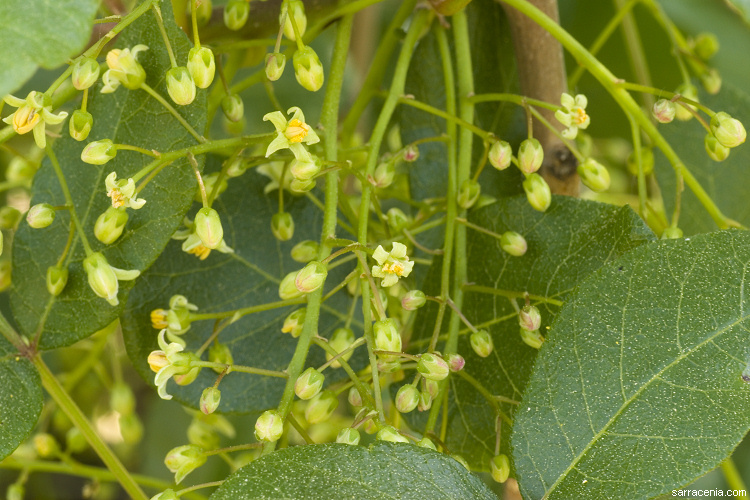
<box><xmin>675</xmin><ymin>83</ymin><xmax>698</xmax><ymax>121</ymax></box>
<box><xmin>470</xmin><ymin>329</ymin><xmax>493</xmax><ymax>358</ymax></box>
<box><xmin>336</xmin><ymin>428</ymin><xmax>360</xmax><ymax>445</ymax></box>
<box><xmin>417</xmin><ymin>437</ymin><xmax>437</xmax><ymax>450</ymax></box>
<box><xmin>710</xmin><ymin>112</ymin><xmax>746</xmax><ymax>148</ymax></box>
<box><xmin>446</xmin><ymin>353</ymin><xmax>465</xmax><ymax>372</ymax></box>
<box><xmin>401</xmin><ymin>144</ymin><xmax>419</xmax><ymax>163</ymax></box>
<box><xmin>293</xmin><ymin>45</ymin><xmax>324</xmax><ymax>92</ymax></box>
<box><xmin>500</xmin><ymin>231</ymin><xmax>527</xmax><ymax>257</ymax></box>
<box><xmin>295</xmin><ymin>260</ymin><xmax>327</xmax><ymax>293</ymax></box>
<box><xmin>69</xmin><ymin>109</ymin><xmax>93</xmax><ymax>141</ymax></box>
<box><xmin>94</xmin><ymin>206</ymin><xmax>128</xmax><ymax>244</ymax></box>
<box><xmin>520</xmin><ymin>328</ymin><xmax>544</xmax><ymax>349</ymax></box>
<box><xmin>652</xmin><ymin>99</ymin><xmax>676</xmax><ymax>124</ymax></box>
<box><xmin>377</xmin><ymin>425</ymin><xmax>409</xmax><ymax>443</ymax></box>
<box><xmin>417</xmin><ymin>353</ymin><xmax>450</xmax><ymax>381</ymax></box>
<box><xmin>6</xmin><ymin>156</ymin><xmax>37</xmax><ymax>184</ymax></box>
<box><xmin>187</xmin><ymin>46</ymin><xmax>215</xmax><ymax>89</ymax></box>
<box><xmin>374</xmin><ymin>318</ymin><xmax>402</xmax><ymax>361</ymax></box>
<box><xmin>518</xmin><ymin>138</ymin><xmax>543</xmax><ymax>174</ymax></box>
<box><xmin>208</xmin><ymin>341</ymin><xmax>234</xmax><ymax>371</ymax></box>
<box><xmin>265</xmin><ymin>52</ymin><xmax>286</xmax><ymax>81</ymax></box>
<box><xmin>175</xmin><ymin>365</ymin><xmax>201</xmax><ymax>386</ymax></box>
<box><xmin>290</xmin><ymin>178</ymin><xmax>316</xmax><ymax>193</ymax></box>
<box><xmin>578</xmin><ymin>158</ymin><xmax>610</xmax><ymax>192</ymax></box>
<box><xmin>489</xmin><ymin>140</ymin><xmax>513</xmax><ymax>170</ymax></box>
<box><xmin>34</xmin><ymin>433</ymin><xmax>59</xmax><ymax>458</ymax></box>
<box><xmin>457</xmin><ymin>179</ymin><xmax>481</xmax><ymax>209</ymax></box>
<box><xmin>81</xmin><ymin>139</ymin><xmax>117</xmax><ymax>165</ymax></box>
<box><xmin>327</xmin><ymin>327</ymin><xmax>355</xmax><ymax>368</ymax></box>
<box><xmin>187</xmin><ymin>419</ymin><xmax>218</xmax><ymax>454</ymax></box>
<box><xmin>65</xmin><ymin>427</ymin><xmax>87</xmax><ymax>454</ymax></box>
<box><xmin>387</xmin><ymin>207</ymin><xmax>409</xmax><ymax>234</ymax></box>
<box><xmin>166</xmin><ymin>67</ymin><xmax>196</xmax><ymax>106</ymax></box>
<box><xmin>291</xmin><ymin>240</ymin><xmax>319</xmax><ymax>263</ymax></box>
<box><xmin>418</xmin><ymin>390</ymin><xmax>432</xmax><ymax>411</ymax></box>
<box><xmin>255</xmin><ymin>410</ymin><xmax>284</xmax><ymax>442</ymax></box>
<box><xmin>195</xmin><ymin>207</ymin><xmax>224</xmax><ymax>249</ymax></box>
<box><xmin>0</xmin><ymin>207</ymin><xmax>21</xmax><ymax>229</ymax></box>
<box><xmin>705</xmin><ymin>133</ymin><xmax>730</xmax><ymax>162</ymax></box>
<box><xmin>517</xmin><ymin>306</ymin><xmax>541</xmax><ymax>333</ymax></box>
<box><xmin>281</xmin><ymin>0</ymin><xmax>307</xmax><ymax>41</ymax></box>
<box><xmin>401</xmin><ymin>290</ymin><xmax>426</xmax><ymax>311</ymax></box>
<box><xmin>226</xmin><ymin>157</ymin><xmax>250</xmax><ymax>178</ymax></box>
<box><xmin>290</xmin><ymin>157</ymin><xmax>321</xmax><ymax>181</ymax></box>
<box><xmin>378</xmin><ymin>359</ymin><xmax>402</xmax><ymax>373</ymax></box>
<box><xmin>422</xmin><ymin>377</ymin><xmax>439</xmax><ymax>399</ymax></box>
<box><xmin>490</xmin><ymin>454</ymin><xmax>511</xmax><ymax>483</ymax></box>
<box><xmin>279</xmin><ymin>270</ymin><xmax>304</xmax><ymax>299</ymax></box>
<box><xmin>165</xmin><ymin>444</ymin><xmax>207</xmax><ymax>484</ymax></box>
<box><xmin>305</xmin><ymin>390</ymin><xmax>338</xmax><ymax>424</ymax></box>
<box><xmin>372</xmin><ymin>161</ymin><xmax>395</xmax><ymax>188</ymax></box>
<box><xmin>700</xmin><ymin>68</ymin><xmax>721</xmax><ymax>95</ymax></box>
<box><xmin>661</xmin><ymin>226</ymin><xmax>683</xmax><ymax>239</ymax></box>
<box><xmin>295</xmin><ymin>367</ymin><xmax>324</xmax><ymax>400</ymax></box>
<box><xmin>152</xmin><ymin>489</ymin><xmax>179</xmax><ymax>500</ymax></box>
<box><xmin>523</xmin><ymin>173</ymin><xmax>551</xmax><ymax>212</ymax></box>
<box><xmin>224</xmin><ymin>0</ymin><xmax>249</xmax><ymax>30</ymax></box>
<box><xmin>280</xmin><ymin>309</ymin><xmax>305</xmax><ymax>339</ymax></box>
<box><xmin>200</xmin><ymin>387</ymin><xmax>221</xmax><ymax>415</ymax></box>
<box><xmin>348</xmin><ymin>386</ymin><xmax>363</xmax><ymax>407</ymax></box>
<box><xmin>27</xmin><ymin>203</ymin><xmax>55</xmax><ymax>228</ymax></box>
<box><xmin>71</xmin><ymin>57</ymin><xmax>100</xmax><ymax>90</ymax></box>
<box><xmin>191</xmin><ymin>0</ymin><xmax>213</xmax><ymax>26</ymax></box>
<box><xmin>120</xmin><ymin>414</ymin><xmax>144</xmax><ymax>445</ymax></box>
<box><xmin>626</xmin><ymin>148</ymin><xmax>655</xmax><ymax>176</ymax></box>
<box><xmin>692</xmin><ymin>32</ymin><xmax>719</xmax><ymax>60</ymax></box>
<box><xmin>110</xmin><ymin>381</ymin><xmax>135</xmax><ymax>415</ymax></box>
<box><xmin>221</xmin><ymin>94</ymin><xmax>244</xmax><ymax>123</ymax></box>
<box><xmin>271</xmin><ymin>212</ymin><xmax>294</xmax><ymax>241</ymax></box>
<box><xmin>395</xmin><ymin>384</ymin><xmax>420</xmax><ymax>413</ymax></box>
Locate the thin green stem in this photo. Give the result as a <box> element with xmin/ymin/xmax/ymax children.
<box><xmin>115</xmin><ymin>143</ymin><xmax>159</xmax><ymax>158</ymax></box>
<box><xmin>152</xmin><ymin>4</ymin><xmax>178</xmax><ymax>68</ymax></box>
<box><xmin>629</xmin><ymin>116</ymin><xmax>648</xmax><ymax>217</ymax></box>
<box><xmin>467</xmin><ymin>92</ymin><xmax>559</xmax><ymax>112</ymax></box>
<box><xmin>393</xmin><ymin>95</ymin><xmax>491</xmax><ymax>141</ymax></box>
<box><xmin>721</xmin><ymin>458</ymin><xmax>749</xmax><ymax>500</ymax></box>
<box><xmin>140</xmin><ymin>83</ymin><xmax>204</xmax><ymax>143</ymax></box>
<box><xmin>191</xmin><ymin>0</ymin><xmax>201</xmax><ymax>47</ymax></box>
<box><xmin>287</xmin><ymin>2</ymin><xmax>306</xmax><ymax>51</ymax></box>
<box><xmin>614</xmin><ymin>81</ymin><xmax>713</xmax><ymax>115</ymax></box>
<box><xmin>190</xmin><ymin>297</ymin><xmax>305</xmax><ymax>322</ymax></box>
<box><xmin>614</xmin><ymin>0</ymin><xmax>653</xmax><ymax>109</ymax></box>
<box><xmin>177</xmin><ymin>481</ymin><xmax>222</xmax><ymax>498</ymax></box>
<box><xmin>463</xmin><ymin>284</ymin><xmax>564</xmax><ymax>307</ymax></box>
<box><xmin>193</xmin><ymin>361</ymin><xmax>288</xmax><ymax>378</ymax></box>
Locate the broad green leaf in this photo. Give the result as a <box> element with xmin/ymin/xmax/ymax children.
<box><xmin>0</xmin><ymin>0</ymin><xmax>99</xmax><ymax>97</ymax></box>
<box><xmin>11</xmin><ymin>6</ymin><xmax>206</xmax><ymax>349</ymax></box>
<box><xmin>0</xmin><ymin>337</ymin><xmax>42</xmax><ymax>460</ymax></box>
<box><xmin>210</xmin><ymin>442</ymin><xmax>497</xmax><ymax>499</ymax></box>
<box><xmin>512</xmin><ymin>229</ymin><xmax>750</xmax><ymax>500</ymax></box>
<box><xmin>401</xmin><ymin>196</ymin><xmax>655</xmax><ymax>469</ymax></box>
<box><xmin>122</xmin><ymin>169</ymin><xmax>363</xmax><ymax>414</ymax></box>
<box><xmin>654</xmin><ymin>83</ymin><xmax>750</xmax><ymax>236</ymax></box>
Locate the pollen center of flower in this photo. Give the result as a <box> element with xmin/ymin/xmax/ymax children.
<box><xmin>284</xmin><ymin>118</ymin><xmax>310</xmax><ymax>143</ymax></box>
<box><xmin>108</xmin><ymin>188</ymin><xmax>125</xmax><ymax>208</ymax></box>
<box><xmin>14</xmin><ymin>107</ymin><xmax>40</xmax><ymax>134</ymax></box>
<box><xmin>151</xmin><ymin>309</ymin><xmax>169</xmax><ymax>329</ymax></box>
<box><xmin>382</xmin><ymin>261</ymin><xmax>406</xmax><ymax>276</ymax></box>
<box><xmin>572</xmin><ymin>108</ymin><xmax>588</xmax><ymax>126</ymax></box>
<box><xmin>188</xmin><ymin>244</ymin><xmax>211</xmax><ymax>260</ymax></box>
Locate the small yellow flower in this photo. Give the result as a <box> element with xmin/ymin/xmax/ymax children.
<box><xmin>263</xmin><ymin>107</ymin><xmax>320</xmax><ymax>161</ymax></box>
<box><xmin>101</xmin><ymin>45</ymin><xmax>148</xmax><ymax>92</ymax></box>
<box><xmin>149</xmin><ymin>330</ymin><xmax>199</xmax><ymax>400</ymax></box>
<box><xmin>172</xmin><ymin>217</ymin><xmax>233</xmax><ymax>261</ymax></box>
<box><xmin>105</xmin><ymin>172</ymin><xmax>146</xmax><ymax>210</ymax></box>
<box><xmin>2</xmin><ymin>91</ymin><xmax>68</xmax><ymax>148</ymax></box>
<box><xmin>554</xmin><ymin>93</ymin><xmax>590</xmax><ymax>140</ymax></box>
<box><xmin>371</xmin><ymin>242</ymin><xmax>414</xmax><ymax>288</ymax></box>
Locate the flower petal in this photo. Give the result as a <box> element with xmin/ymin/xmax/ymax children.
<box><xmin>112</xmin><ymin>267</ymin><xmax>140</xmax><ymax>281</ymax></box>
<box><xmin>372</xmin><ymin>245</ymin><xmax>389</xmax><ymax>265</ymax></box>
<box><xmin>263</xmin><ymin>111</ymin><xmax>287</xmax><ymax>132</ymax></box>
<box><xmin>287</xmin><ymin>106</ymin><xmax>304</xmax><ymax>123</ymax></box>
<box><xmin>3</xmin><ymin>94</ymin><xmax>25</xmax><ymax>107</ymax></box>
<box><xmin>303</xmin><ymin>127</ymin><xmax>320</xmax><ymax>146</ymax></box>
<box><xmin>32</xmin><ymin>122</ymin><xmax>46</xmax><ymax>149</ymax></box>
<box><xmin>560</xmin><ymin>93</ymin><xmax>574</xmax><ymax>110</ymax></box>
<box><xmin>42</xmin><ymin>108</ymin><xmax>67</xmax><ymax>125</ymax></box>
<box><xmin>265</xmin><ymin>134</ymin><xmax>289</xmax><ymax>157</ymax></box>
<box><xmin>390</xmin><ymin>242</ymin><xmax>407</xmax><ymax>259</ymax></box>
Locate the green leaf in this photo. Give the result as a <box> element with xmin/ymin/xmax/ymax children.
<box><xmin>0</xmin><ymin>337</ymin><xmax>43</xmax><ymax>461</ymax></box>
<box><xmin>210</xmin><ymin>442</ymin><xmax>497</xmax><ymax>499</ymax></box>
<box><xmin>654</xmin><ymin>82</ymin><xmax>750</xmax><ymax>235</ymax></box>
<box><xmin>122</xmin><ymin>168</ymin><xmax>363</xmax><ymax>414</ymax></box>
<box><xmin>0</xmin><ymin>0</ymin><xmax>99</xmax><ymax>97</ymax></box>
<box><xmin>10</xmin><ymin>6</ymin><xmax>206</xmax><ymax>349</ymax></box>
<box><xmin>512</xmin><ymin>229</ymin><xmax>750</xmax><ymax>499</ymax></box>
<box><xmin>401</xmin><ymin>196</ymin><xmax>655</xmax><ymax>469</ymax></box>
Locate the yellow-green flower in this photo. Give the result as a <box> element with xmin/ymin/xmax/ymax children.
<box><xmin>172</xmin><ymin>217</ymin><xmax>233</xmax><ymax>261</ymax></box>
<box><xmin>101</xmin><ymin>45</ymin><xmax>148</xmax><ymax>93</ymax></box>
<box><xmin>149</xmin><ymin>330</ymin><xmax>198</xmax><ymax>400</ymax></box>
<box><xmin>263</xmin><ymin>107</ymin><xmax>320</xmax><ymax>161</ymax></box>
<box><xmin>105</xmin><ymin>172</ymin><xmax>146</xmax><ymax>210</ymax></box>
<box><xmin>554</xmin><ymin>93</ymin><xmax>590</xmax><ymax>140</ymax></box>
<box><xmin>371</xmin><ymin>242</ymin><xmax>414</xmax><ymax>288</ymax></box>
<box><xmin>2</xmin><ymin>91</ymin><xmax>68</xmax><ymax>148</ymax></box>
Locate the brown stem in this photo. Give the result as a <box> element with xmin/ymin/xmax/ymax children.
<box><xmin>500</xmin><ymin>0</ymin><xmax>579</xmax><ymax>196</ymax></box>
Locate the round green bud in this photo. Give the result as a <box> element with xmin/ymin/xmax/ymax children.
<box><xmin>692</xmin><ymin>32</ymin><xmax>719</xmax><ymax>61</ymax></box>
<box><xmin>291</xmin><ymin>240</ymin><xmax>319</xmax><ymax>263</ymax></box>
<box><xmin>417</xmin><ymin>437</ymin><xmax>437</xmax><ymax>450</ymax></box>
<box><xmin>166</xmin><ymin>67</ymin><xmax>196</xmax><ymax>106</ymax></box>
<box><xmin>348</xmin><ymin>386</ymin><xmax>363</xmax><ymax>407</ymax></box>
<box><xmin>34</xmin><ymin>433</ymin><xmax>60</xmax><ymax>458</ymax></box>
<box><xmin>0</xmin><ymin>207</ymin><xmax>22</xmax><ymax>230</ymax></box>
<box><xmin>336</xmin><ymin>427</ymin><xmax>360</xmax><ymax>445</ymax></box>
<box><xmin>165</xmin><ymin>444</ymin><xmax>207</xmax><ymax>484</ymax></box>
<box><xmin>255</xmin><ymin>410</ymin><xmax>284</xmax><ymax>442</ymax></box>
<box><xmin>65</xmin><ymin>427</ymin><xmax>88</xmax><ymax>454</ymax></box>
<box><xmin>500</xmin><ymin>231</ymin><xmax>527</xmax><ymax>257</ymax></box>
<box><xmin>417</xmin><ymin>353</ymin><xmax>450</xmax><ymax>381</ymax></box>
<box><xmin>290</xmin><ymin>156</ymin><xmax>321</xmax><ymax>181</ymax></box>
<box><xmin>522</xmin><ymin>173</ymin><xmax>551</xmax><ymax>212</ymax></box>
<box><xmin>520</xmin><ymin>328</ymin><xmax>544</xmax><ymax>349</ymax></box>
<box><xmin>418</xmin><ymin>390</ymin><xmax>432</xmax><ymax>412</ymax></box>
<box><xmin>327</xmin><ymin>327</ymin><xmax>355</xmax><ymax>368</ymax></box>
<box><xmin>69</xmin><ymin>109</ymin><xmax>93</xmax><ymax>142</ymax></box>
<box><xmin>372</xmin><ymin>161</ymin><xmax>396</xmax><ymax>188</ymax></box>
<box><xmin>71</xmin><ymin>57</ymin><xmax>100</xmax><ymax>90</ymax></box>
<box><xmin>224</xmin><ymin>0</ymin><xmax>249</xmax><ymax>30</ymax></box>
<box><xmin>577</xmin><ymin>158</ymin><xmax>610</xmax><ymax>192</ymax></box>
<box><xmin>281</xmin><ymin>0</ymin><xmax>307</xmax><ymax>41</ymax></box>
<box><xmin>626</xmin><ymin>148</ymin><xmax>655</xmax><ymax>176</ymax></box>
<box><xmin>81</xmin><ymin>139</ymin><xmax>117</xmax><ymax>165</ymax></box>
<box><xmin>700</xmin><ymin>68</ymin><xmax>722</xmax><ymax>95</ymax></box>
<box><xmin>6</xmin><ymin>156</ymin><xmax>37</xmax><ymax>184</ymax></box>
<box><xmin>221</xmin><ymin>94</ymin><xmax>244</xmax><ymax>123</ymax></box>
<box><xmin>710</xmin><ymin>112</ymin><xmax>747</xmax><ymax>148</ymax></box>
<box><xmin>401</xmin><ymin>289</ymin><xmax>426</xmax><ymax>311</ymax></box>
<box><xmin>27</xmin><ymin>203</ymin><xmax>55</xmax><ymax>228</ymax></box>
<box><xmin>387</xmin><ymin>207</ymin><xmax>410</xmax><ymax>234</ymax></box>
<box><xmin>457</xmin><ymin>178</ymin><xmax>481</xmax><ymax>209</ymax></box>
<box><xmin>6</xmin><ymin>484</ymin><xmax>24</xmax><ymax>500</ymax></box>
<box><xmin>295</xmin><ymin>367</ymin><xmax>325</xmax><ymax>400</ymax></box>
<box><xmin>188</xmin><ymin>46</ymin><xmax>215</xmax><ymax>89</ymax></box>
<box><xmin>265</xmin><ymin>52</ymin><xmax>286</xmax><ymax>82</ymax></box>
<box><xmin>187</xmin><ymin>418</ymin><xmax>218</xmax><ymax>450</ymax></box>
<box><xmin>195</xmin><ymin>207</ymin><xmax>224</xmax><ymax>249</ymax></box>
<box><xmin>422</xmin><ymin>377</ymin><xmax>439</xmax><ymax>399</ymax></box>
<box><xmin>190</xmin><ymin>0</ymin><xmax>213</xmax><ymax>26</ymax></box>
<box><xmin>705</xmin><ymin>133</ymin><xmax>730</xmax><ymax>162</ymax></box>
<box><xmin>488</xmin><ymin>140</ymin><xmax>513</xmax><ymax>170</ymax></box>
<box><xmin>490</xmin><ymin>454</ymin><xmax>511</xmax><ymax>483</ymax></box>
<box><xmin>110</xmin><ymin>381</ymin><xmax>135</xmax><ymax>415</ymax></box>
<box><xmin>395</xmin><ymin>384</ymin><xmax>420</xmax><ymax>413</ymax></box>
<box><xmin>470</xmin><ymin>329</ymin><xmax>493</xmax><ymax>358</ymax></box>
<box><xmin>305</xmin><ymin>389</ymin><xmax>338</xmax><ymax>424</ymax></box>
<box><xmin>271</xmin><ymin>212</ymin><xmax>295</xmax><ymax>241</ymax></box>
<box><xmin>94</xmin><ymin>206</ymin><xmax>128</xmax><ymax>245</ymax></box>
<box><xmin>279</xmin><ymin>270</ymin><xmax>304</xmax><ymax>300</ymax></box>
<box><xmin>119</xmin><ymin>413</ymin><xmax>144</xmax><ymax>444</ymax></box>
<box><xmin>675</xmin><ymin>83</ymin><xmax>698</xmax><ymax>121</ymax></box>
<box><xmin>373</xmin><ymin>318</ymin><xmax>402</xmax><ymax>361</ymax></box>
<box><xmin>293</xmin><ymin>45</ymin><xmax>324</xmax><ymax>92</ymax></box>
<box><xmin>519</xmin><ymin>305</ymin><xmax>541</xmax><ymax>332</ymax></box>
<box><xmin>661</xmin><ymin>226</ymin><xmax>683</xmax><ymax>239</ymax></box>
<box><xmin>378</xmin><ymin>359</ymin><xmax>402</xmax><ymax>373</ymax></box>
<box><xmin>208</xmin><ymin>342</ymin><xmax>233</xmax><ymax>374</ymax></box>
<box><xmin>402</xmin><ymin>144</ymin><xmax>419</xmax><ymax>162</ymax></box>
<box><xmin>280</xmin><ymin>308</ymin><xmax>305</xmax><ymax>339</ymax></box>
<box><xmin>295</xmin><ymin>260</ymin><xmax>327</xmax><ymax>293</ymax></box>
<box><xmin>226</xmin><ymin>157</ymin><xmax>249</xmax><ymax>178</ymax></box>
<box><xmin>152</xmin><ymin>489</ymin><xmax>179</xmax><ymax>500</ymax></box>
<box><xmin>518</xmin><ymin>138</ymin><xmax>544</xmax><ymax>174</ymax></box>
<box><xmin>652</xmin><ymin>99</ymin><xmax>676</xmax><ymax>124</ymax></box>
<box><xmin>200</xmin><ymin>387</ymin><xmax>221</xmax><ymax>415</ymax></box>
<box><xmin>446</xmin><ymin>353</ymin><xmax>465</xmax><ymax>372</ymax></box>
<box><xmin>290</xmin><ymin>178</ymin><xmax>316</xmax><ymax>193</ymax></box>
<box><xmin>376</xmin><ymin>425</ymin><xmax>409</xmax><ymax>443</ymax></box>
